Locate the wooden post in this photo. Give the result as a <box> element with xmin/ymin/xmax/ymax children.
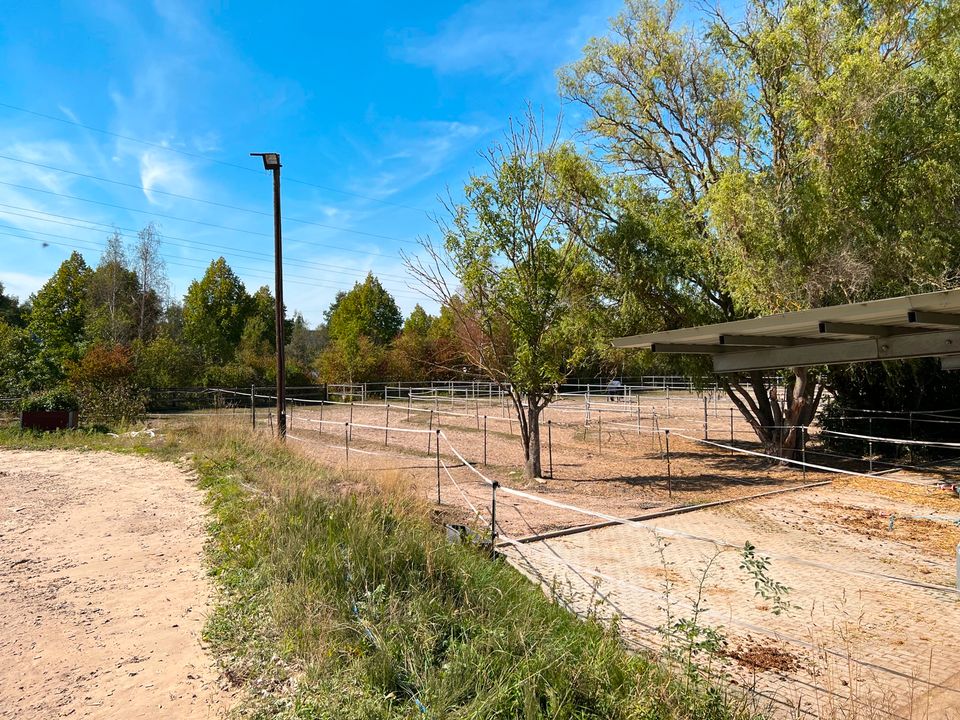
<box><xmin>289</xmin><ymin>399</ymin><xmax>293</xmax><ymax>431</ymax></box>
<box><xmin>319</xmin><ymin>400</ymin><xmax>324</xmax><ymax>435</ymax></box>
<box><xmin>666</xmin><ymin>386</ymin><xmax>671</xmax><ymax>418</ymax></box>
<box><xmin>730</xmin><ymin>407</ymin><xmax>734</xmax><ymax>445</ymax></box>
<box><xmin>435</xmin><ymin>429</ymin><xmax>441</xmax><ymax>504</ymax></box>
<box><xmin>349</xmin><ymin>402</ymin><xmax>354</xmax><ymax>440</ymax></box>
<box><xmin>384</xmin><ymin>404</ymin><xmax>390</xmax><ymax>446</ymax></box>
<box><xmin>268</xmin><ymin>410</ymin><xmax>273</xmax><ymax>434</ymax></box>
<box><xmin>475</xmin><ymin>398</ymin><xmax>480</xmax><ymax>430</ymax></box>
<box><xmin>344</xmin><ymin>422</ymin><xmax>350</xmax><ymax>466</ymax></box>
<box><xmin>407</xmin><ymin>393</ymin><xmax>411</xmax><ymax>421</ymax></box>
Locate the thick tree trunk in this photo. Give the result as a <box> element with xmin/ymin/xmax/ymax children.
<box><xmin>722</xmin><ymin>367</ymin><xmax>824</xmax><ymax>461</ymax></box>
<box><xmin>507</xmin><ymin>389</ymin><xmax>544</xmax><ymax>479</ymax></box>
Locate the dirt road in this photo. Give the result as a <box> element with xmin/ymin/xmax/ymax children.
<box><xmin>0</xmin><ymin>449</ymin><xmax>227</xmax><ymax>719</ymax></box>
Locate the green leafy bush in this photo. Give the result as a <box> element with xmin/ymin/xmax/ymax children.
<box><xmin>19</xmin><ymin>388</ymin><xmax>79</xmax><ymax>412</ymax></box>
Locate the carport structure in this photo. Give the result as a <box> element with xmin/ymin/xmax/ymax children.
<box><xmin>612</xmin><ymin>288</ymin><xmax>960</xmax><ymax>373</ymax></box>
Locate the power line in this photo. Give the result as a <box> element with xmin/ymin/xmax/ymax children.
<box><xmin>0</xmin><ymin>198</ymin><xmax>408</xmax><ymax>257</ymax></box>
<box><xmin>0</xmin><ymin>101</ymin><xmax>430</xmax><ymax>213</ymax></box>
<box><xmin>0</xmin><ymin>228</ymin><xmax>426</xmax><ymax>301</ymax></box>
<box><xmin>0</xmin><ymin>153</ymin><xmax>419</xmax><ymax>245</ymax></box>
<box><xmin>0</xmin><ymin>180</ymin><xmax>420</xmax><ymax>254</ymax></box>
<box><xmin>0</xmin><ymin>206</ymin><xmax>415</xmax><ymax>284</ymax></box>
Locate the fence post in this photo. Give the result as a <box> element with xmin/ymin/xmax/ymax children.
<box><xmin>289</xmin><ymin>399</ymin><xmax>293</xmax><ymax>431</ymax></box>
<box><xmin>483</xmin><ymin>416</ymin><xmax>488</xmax><ymax>466</ymax></box>
<box><xmin>547</xmin><ymin>419</ymin><xmax>553</xmax><ymax>479</ymax></box>
<box><xmin>597</xmin><ymin>410</ymin><xmax>602</xmax><ymax>455</ymax></box>
<box><xmin>319</xmin><ymin>400</ymin><xmax>324</xmax><ymax>435</ymax></box>
<box><xmin>268</xmin><ymin>411</ymin><xmax>273</xmax><ymax>434</ymax></box>
<box><xmin>349</xmin><ymin>402</ymin><xmax>354</xmax><ymax>440</ymax></box>
<box><xmin>436</xmin><ymin>429</ymin><xmax>441</xmax><ymax>504</ymax></box>
<box><xmin>802</xmin><ymin>426</ymin><xmax>807</xmax><ymax>481</ymax></box>
<box><xmin>490</xmin><ymin>481</ymin><xmax>499</xmax><ymax>559</ymax></box>
<box><xmin>427</xmin><ymin>410</ymin><xmax>434</xmax><ymax>453</ymax></box>
<box><xmin>703</xmin><ymin>396</ymin><xmax>708</xmax><ymax>440</ymax></box>
<box><xmin>665</xmin><ymin>428</ymin><xmax>672</xmax><ymax>498</ymax></box>
<box><xmin>636</xmin><ymin>401</ymin><xmax>641</xmax><ymax>435</ymax></box>
<box><xmin>384</xmin><ymin>404</ymin><xmax>390</xmax><ymax>446</ymax></box>
<box><xmin>666</xmin><ymin>386</ymin><xmax>671</xmax><ymax>418</ymax></box>
<box><xmin>345</xmin><ymin>422</ymin><xmax>350</xmax><ymax>467</ymax></box>
<box><xmin>730</xmin><ymin>408</ymin><xmax>734</xmax><ymax>445</ymax></box>
<box><xmin>251</xmin><ymin>385</ymin><xmax>256</xmax><ymax>430</ymax></box>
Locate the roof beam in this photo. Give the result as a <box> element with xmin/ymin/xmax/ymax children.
<box><xmin>719</xmin><ymin>334</ymin><xmax>833</xmax><ymax>347</ymax></box>
<box><xmin>818</xmin><ymin>321</ymin><xmax>925</xmax><ymax>337</ymax></box>
<box><xmin>714</xmin><ymin>329</ymin><xmax>960</xmax><ymax>373</ymax></box>
<box><xmin>650</xmin><ymin>343</ymin><xmax>729</xmax><ymax>355</ymax></box>
<box><xmin>941</xmin><ymin>355</ymin><xmax>960</xmax><ymax>371</ymax></box>
<box><xmin>907</xmin><ymin>310</ymin><xmax>960</xmax><ymax>327</ymax></box>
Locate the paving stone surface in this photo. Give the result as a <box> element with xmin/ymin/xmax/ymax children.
<box><xmin>502</xmin><ymin>484</ymin><xmax>960</xmax><ymax>719</ymax></box>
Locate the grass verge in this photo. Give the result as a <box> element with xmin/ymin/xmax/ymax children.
<box><xmin>0</xmin><ymin>420</ymin><xmax>759</xmax><ymax>719</ymax></box>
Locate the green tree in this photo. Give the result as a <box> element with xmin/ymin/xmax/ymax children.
<box><xmin>0</xmin><ymin>321</ymin><xmax>32</xmax><ymax>394</ymax></box>
<box><xmin>286</xmin><ymin>313</ymin><xmax>325</xmax><ymax>380</ymax></box>
<box><xmin>558</xmin><ymin>0</ymin><xmax>960</xmax><ymax>455</ymax></box>
<box><xmin>325</xmin><ymin>273</ymin><xmax>402</xmax><ymax>346</ymax></box>
<box><xmin>133</xmin><ymin>334</ymin><xmax>201</xmax><ymax>388</ymax></box>
<box><xmin>26</xmin><ymin>251</ymin><xmax>92</xmax><ymax>388</ymax></box>
<box><xmin>405</xmin><ymin>112</ymin><xmax>593</xmax><ymax>479</ymax></box>
<box><xmin>182</xmin><ymin>257</ymin><xmax>253</xmax><ymax>364</ymax></box>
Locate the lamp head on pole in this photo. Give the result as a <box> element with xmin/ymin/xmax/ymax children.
<box><xmin>250</xmin><ymin>152</ymin><xmax>281</xmax><ymax>170</ymax></box>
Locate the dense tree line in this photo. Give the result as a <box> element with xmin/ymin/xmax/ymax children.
<box><xmin>0</xmin><ymin>235</ymin><xmax>483</xmax><ymax>411</ymax></box>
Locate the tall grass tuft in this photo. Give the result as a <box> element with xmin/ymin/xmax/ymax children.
<box><xmin>188</xmin><ymin>423</ymin><xmax>758</xmax><ymax>719</ymax></box>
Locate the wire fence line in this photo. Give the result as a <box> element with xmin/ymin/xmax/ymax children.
<box><xmin>261</xmin><ymin>404</ymin><xmax>960</xmax><ymax>708</ymax></box>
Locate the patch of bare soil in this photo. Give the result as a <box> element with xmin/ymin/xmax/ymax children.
<box><xmin>817</xmin><ymin>502</ymin><xmax>960</xmax><ymax>556</ymax></box>
<box><xmin>0</xmin><ymin>449</ymin><xmax>228</xmax><ymax>719</ymax></box>
<box><xmin>726</xmin><ymin>636</ymin><xmax>802</xmax><ymax>673</ymax></box>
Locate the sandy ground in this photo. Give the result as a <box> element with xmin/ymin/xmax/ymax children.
<box><xmin>0</xmin><ymin>449</ymin><xmax>227</xmax><ymax>720</ymax></box>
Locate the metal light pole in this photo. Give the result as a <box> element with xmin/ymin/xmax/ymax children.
<box><xmin>251</xmin><ymin>152</ymin><xmax>286</xmax><ymax>440</ymax></box>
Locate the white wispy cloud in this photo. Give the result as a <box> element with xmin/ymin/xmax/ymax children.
<box><xmin>0</xmin><ymin>270</ymin><xmax>54</xmax><ymax>301</ymax></box>
<box><xmin>138</xmin><ymin>149</ymin><xmax>198</xmax><ymax>206</ymax></box>
<box><xmin>348</xmin><ymin>119</ymin><xmax>487</xmax><ymax>199</ymax></box>
<box><xmin>390</xmin><ymin>0</ymin><xmax>618</xmax><ymax>77</ymax></box>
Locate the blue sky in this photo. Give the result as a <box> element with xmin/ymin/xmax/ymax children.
<box><xmin>0</xmin><ymin>0</ymin><xmax>628</xmax><ymax>325</ymax></box>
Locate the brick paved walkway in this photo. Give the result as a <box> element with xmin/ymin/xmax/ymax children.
<box><xmin>501</xmin><ymin>484</ymin><xmax>960</xmax><ymax>719</ymax></box>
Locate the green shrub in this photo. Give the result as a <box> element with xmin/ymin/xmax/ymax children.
<box><xmin>19</xmin><ymin>387</ymin><xmax>79</xmax><ymax>412</ymax></box>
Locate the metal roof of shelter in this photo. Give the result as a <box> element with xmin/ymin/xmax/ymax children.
<box><xmin>612</xmin><ymin>288</ymin><xmax>960</xmax><ymax>373</ymax></box>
